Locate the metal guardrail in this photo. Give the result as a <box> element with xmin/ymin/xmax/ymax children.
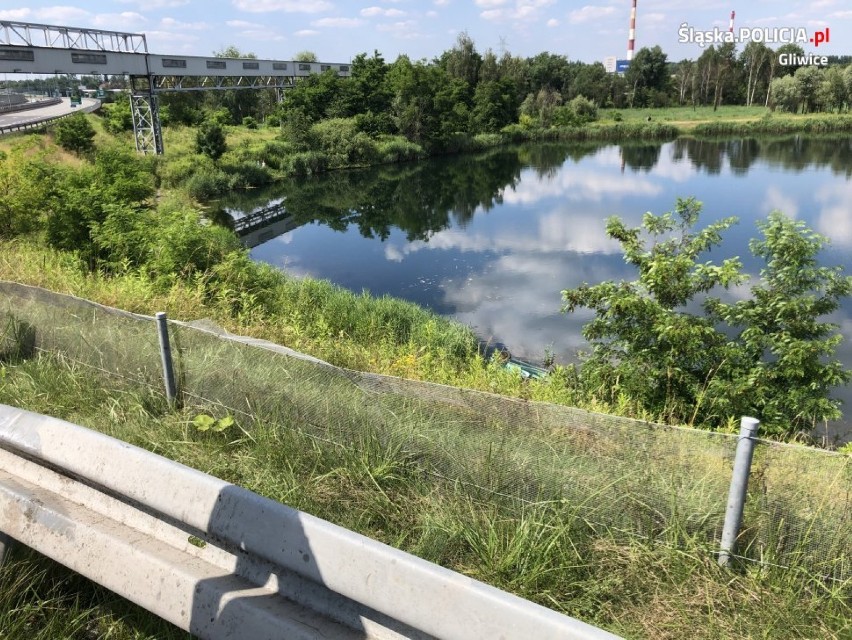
<box><xmin>0</xmin><ymin>98</ymin><xmax>99</xmax><ymax>135</ymax></box>
<box><xmin>0</xmin><ymin>404</ymin><xmax>621</xmax><ymax>640</ymax></box>
<box><xmin>0</xmin><ymin>96</ymin><xmax>61</xmax><ymax>114</ymax></box>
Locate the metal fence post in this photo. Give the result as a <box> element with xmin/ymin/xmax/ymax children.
<box><xmin>155</xmin><ymin>312</ymin><xmax>177</xmax><ymax>406</ymax></box>
<box><xmin>718</xmin><ymin>416</ymin><xmax>760</xmax><ymax>567</ymax></box>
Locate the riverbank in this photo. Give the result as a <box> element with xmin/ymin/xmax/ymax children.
<box><xmin>159</xmin><ymin>107</ymin><xmax>852</xmax><ymax>198</ymax></box>
<box><xmin>2</xmin><ymin>125</ymin><xmax>850</xmax><ymax>441</ymax></box>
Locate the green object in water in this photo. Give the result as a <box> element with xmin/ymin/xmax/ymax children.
<box><xmin>503</xmin><ymin>358</ymin><xmax>548</xmax><ymax>380</ymax></box>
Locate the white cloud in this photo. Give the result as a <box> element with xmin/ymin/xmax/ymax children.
<box><xmin>0</xmin><ymin>8</ymin><xmax>31</xmax><ymax>20</ymax></box>
<box><xmin>119</xmin><ymin>0</ymin><xmax>189</xmax><ymax>8</ymax></box>
<box><xmin>232</xmin><ymin>0</ymin><xmax>332</xmax><ymax>13</ymax></box>
<box><xmin>375</xmin><ymin>20</ymin><xmax>424</xmax><ymax>39</ymax></box>
<box><xmin>546</xmin><ymin>18</ymin><xmax>558</xmax><ymax>27</ymax></box>
<box><xmin>475</xmin><ymin>0</ymin><xmax>509</xmax><ymax>7</ymax></box>
<box><xmin>816</xmin><ymin>182</ymin><xmax>852</xmax><ymax>247</ymax></box>
<box><xmin>34</xmin><ymin>6</ymin><xmax>90</xmax><ymax>23</ymax></box>
<box><xmin>763</xmin><ymin>187</ymin><xmax>799</xmax><ymax>219</ymax></box>
<box><xmin>361</xmin><ymin>6</ymin><xmax>406</xmax><ymax>17</ymax></box>
<box><xmin>91</xmin><ymin>12</ymin><xmax>148</xmax><ymax>30</ymax></box>
<box><xmin>568</xmin><ymin>5</ymin><xmax>616</xmax><ymax>25</ymax></box>
<box><xmin>226</xmin><ymin>19</ymin><xmax>263</xmax><ymax>28</ymax></box>
<box><xmin>295</xmin><ymin>29</ymin><xmax>320</xmax><ymax>36</ymax></box>
<box><xmin>480</xmin><ymin>0</ymin><xmax>555</xmax><ymax>23</ymax></box>
<box><xmin>159</xmin><ymin>17</ymin><xmax>210</xmax><ymax>30</ymax></box>
<box><xmin>311</xmin><ymin>17</ymin><xmax>365</xmax><ymax>27</ymax></box>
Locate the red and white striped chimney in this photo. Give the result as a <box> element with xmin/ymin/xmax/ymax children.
<box><xmin>729</xmin><ymin>10</ymin><xmax>736</xmax><ymax>33</ymax></box>
<box><xmin>627</xmin><ymin>0</ymin><xmax>638</xmax><ymax>61</ymax></box>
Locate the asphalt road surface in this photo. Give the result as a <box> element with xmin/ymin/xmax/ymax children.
<box><xmin>0</xmin><ymin>97</ymin><xmax>100</xmax><ymax>131</ymax></box>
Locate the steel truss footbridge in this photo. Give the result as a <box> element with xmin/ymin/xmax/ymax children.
<box><xmin>0</xmin><ymin>21</ymin><xmax>350</xmax><ymax>154</ymax></box>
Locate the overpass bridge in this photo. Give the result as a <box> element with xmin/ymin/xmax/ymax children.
<box><xmin>0</xmin><ymin>20</ymin><xmax>350</xmax><ymax>154</ymax></box>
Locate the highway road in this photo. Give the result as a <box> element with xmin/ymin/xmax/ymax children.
<box><xmin>0</xmin><ymin>97</ymin><xmax>100</xmax><ymax>133</ymax></box>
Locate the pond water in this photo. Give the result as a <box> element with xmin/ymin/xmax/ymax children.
<box><xmin>223</xmin><ymin>137</ymin><xmax>852</xmax><ymax>442</ymax></box>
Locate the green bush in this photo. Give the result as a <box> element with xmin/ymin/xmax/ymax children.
<box><xmin>185</xmin><ymin>167</ymin><xmax>231</xmax><ymax>200</ymax></box>
<box><xmin>221</xmin><ymin>161</ymin><xmax>273</xmax><ymax>190</ymax></box>
<box><xmin>375</xmin><ymin>137</ymin><xmax>423</xmax><ymax>163</ymax></box>
<box><xmin>146</xmin><ymin>207</ymin><xmax>242</xmax><ymax>281</ymax></box>
<box><xmin>469</xmin><ymin>133</ymin><xmax>503</xmax><ymax>151</ymax></box>
<box><xmin>0</xmin><ymin>146</ymin><xmax>57</xmax><ymax>238</ymax></box>
<box><xmin>195</xmin><ymin>122</ymin><xmax>227</xmax><ymax>160</ymax></box>
<box><xmin>286</xmin><ymin>151</ymin><xmax>329</xmax><ymax>176</ymax></box>
<box><xmin>100</xmin><ymin>99</ymin><xmax>133</xmax><ymax>134</ymax></box>
<box><xmin>310</xmin><ymin>118</ymin><xmax>380</xmax><ymax>168</ymax></box>
<box><xmin>571</xmin><ymin>95</ymin><xmax>599</xmax><ymax>123</ymax></box>
<box><xmin>562</xmin><ymin>198</ymin><xmax>852</xmax><ymax>436</ymax></box>
<box><xmin>54</xmin><ymin>114</ymin><xmax>95</xmax><ymax>155</ymax></box>
<box><xmin>257</xmin><ymin>139</ymin><xmax>293</xmax><ymax>170</ymax></box>
<box><xmin>159</xmin><ymin>154</ymin><xmax>215</xmax><ymax>188</ymax></box>
<box><xmin>242</xmin><ymin>116</ymin><xmax>258</xmax><ymax>129</ymax></box>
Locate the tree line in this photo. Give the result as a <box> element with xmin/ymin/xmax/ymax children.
<box><xmin>149</xmin><ymin>35</ymin><xmax>852</xmax><ymax>139</ymax></box>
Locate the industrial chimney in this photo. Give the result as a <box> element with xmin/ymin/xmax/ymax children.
<box><xmin>729</xmin><ymin>10</ymin><xmax>736</xmax><ymax>33</ymax></box>
<box><xmin>627</xmin><ymin>0</ymin><xmax>638</xmax><ymax>61</ymax></box>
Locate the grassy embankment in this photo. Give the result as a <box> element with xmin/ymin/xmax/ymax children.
<box><xmin>0</xmin><ymin>353</ymin><xmax>848</xmax><ymax>640</ymax></box>
<box><xmin>0</xmin><ymin>108</ymin><xmax>850</xmax><ymax>638</ymax></box>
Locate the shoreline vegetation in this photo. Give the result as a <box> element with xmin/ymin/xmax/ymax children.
<box><xmin>0</xmin><ymin>105</ymin><xmax>850</xmax><ymax>445</ymax></box>
<box><xmin>1</xmin><ymin>109</ymin><xmax>850</xmax><ymax>639</ymax></box>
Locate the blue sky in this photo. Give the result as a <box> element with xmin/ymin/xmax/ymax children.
<box><xmin>1</xmin><ymin>1</ymin><xmax>849</xmax><ymax>64</ymax></box>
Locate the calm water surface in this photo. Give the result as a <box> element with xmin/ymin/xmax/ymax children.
<box><xmin>225</xmin><ymin>137</ymin><xmax>852</xmax><ymax>441</ymax></box>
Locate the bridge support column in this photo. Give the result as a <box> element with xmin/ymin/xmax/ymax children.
<box><xmin>129</xmin><ymin>76</ymin><xmax>163</xmax><ymax>155</ymax></box>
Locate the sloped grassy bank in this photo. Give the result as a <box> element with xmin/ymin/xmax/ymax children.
<box><xmin>0</xmin><ymin>353</ymin><xmax>848</xmax><ymax>640</ymax></box>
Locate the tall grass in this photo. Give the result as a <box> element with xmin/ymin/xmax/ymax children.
<box><xmin>692</xmin><ymin>115</ymin><xmax>852</xmax><ymax>137</ymax></box>
<box><xmin>0</xmin><ymin>354</ymin><xmax>848</xmax><ymax>640</ymax></box>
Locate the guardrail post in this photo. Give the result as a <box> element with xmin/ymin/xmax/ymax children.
<box><xmin>155</xmin><ymin>312</ymin><xmax>177</xmax><ymax>406</ymax></box>
<box><xmin>719</xmin><ymin>416</ymin><xmax>760</xmax><ymax>567</ymax></box>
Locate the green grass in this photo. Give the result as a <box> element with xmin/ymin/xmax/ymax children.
<box><xmin>600</xmin><ymin>105</ymin><xmax>771</xmax><ymax>128</ymax></box>
<box><xmin>0</xmin><ymin>353</ymin><xmax>849</xmax><ymax>640</ymax></box>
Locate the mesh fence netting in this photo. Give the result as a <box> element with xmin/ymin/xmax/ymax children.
<box><xmin>1</xmin><ymin>281</ymin><xmax>849</xmax><ymax>581</ymax></box>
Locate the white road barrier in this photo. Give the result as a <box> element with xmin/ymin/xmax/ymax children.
<box><xmin>0</xmin><ymin>404</ymin><xmax>621</xmax><ymax>640</ymax></box>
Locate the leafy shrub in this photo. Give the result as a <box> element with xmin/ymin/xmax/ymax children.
<box><xmin>221</xmin><ymin>161</ymin><xmax>273</xmax><ymax>190</ymax></box>
<box><xmin>93</xmin><ymin>144</ymin><xmax>156</xmax><ymax>203</ymax></box>
<box><xmin>355</xmin><ymin>111</ymin><xmax>393</xmax><ymax>136</ymax></box>
<box><xmin>54</xmin><ymin>114</ymin><xmax>95</xmax><ymax>155</ymax></box>
<box><xmin>195</xmin><ymin>122</ymin><xmax>227</xmax><ymax>160</ymax></box>
<box><xmin>567</xmin><ymin>95</ymin><xmax>598</xmax><ymax>123</ymax></box>
<box><xmin>146</xmin><ymin>207</ymin><xmax>242</xmax><ymax>281</ymax></box>
<box><xmin>611</xmin><ymin>111</ymin><xmax>623</xmax><ymax>122</ymax></box>
<box><xmin>185</xmin><ymin>167</ymin><xmax>231</xmax><ymax>200</ymax></box>
<box><xmin>562</xmin><ymin>198</ymin><xmax>852</xmax><ymax>436</ymax></box>
<box><xmin>101</xmin><ymin>99</ymin><xmax>133</xmax><ymax>134</ymax></box>
<box><xmin>310</xmin><ymin>118</ymin><xmax>379</xmax><ymax>168</ymax></box>
<box><xmin>159</xmin><ymin>154</ymin><xmax>214</xmax><ymax>188</ymax></box>
<box><xmin>265</xmin><ymin>113</ymin><xmax>281</xmax><ymax>127</ymax></box>
<box><xmin>375</xmin><ymin>136</ymin><xmax>423</xmax><ymax>163</ymax></box>
<box><xmin>258</xmin><ymin>139</ymin><xmax>293</xmax><ymax>170</ymax></box>
<box><xmin>0</xmin><ymin>146</ymin><xmax>57</xmax><ymax>238</ymax></box>
<box><xmin>242</xmin><ymin>116</ymin><xmax>258</xmax><ymax>129</ymax></box>
<box><xmin>286</xmin><ymin>151</ymin><xmax>328</xmax><ymax>176</ymax></box>
<box><xmin>206</xmin><ymin>108</ymin><xmax>232</xmax><ymax>126</ymax></box>
<box><xmin>469</xmin><ymin>133</ymin><xmax>503</xmax><ymax>151</ymax></box>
